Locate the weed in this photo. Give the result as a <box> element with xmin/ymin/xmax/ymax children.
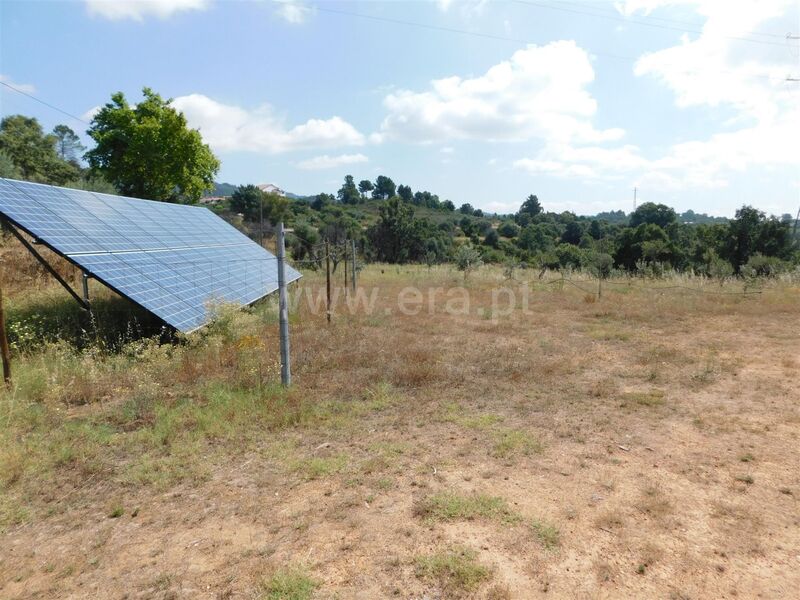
<box><xmin>414</xmin><ymin>491</ymin><xmax>521</xmax><ymax>524</ymax></box>
<box><xmin>530</xmin><ymin>519</ymin><xmax>560</xmax><ymax>550</ymax></box>
<box><xmin>492</xmin><ymin>429</ymin><xmax>543</xmax><ymax>458</ymax></box>
<box><xmin>620</xmin><ymin>390</ymin><xmax>665</xmax><ymax>408</ymax></box>
<box><xmin>260</xmin><ymin>566</ymin><xmax>317</xmax><ymax>600</ymax></box>
<box><xmin>414</xmin><ymin>547</ymin><xmax>491</xmax><ymax>594</ymax></box>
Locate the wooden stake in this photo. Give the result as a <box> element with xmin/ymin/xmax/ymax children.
<box><xmin>344</xmin><ymin>241</ymin><xmax>348</xmax><ymax>295</ymax></box>
<box><xmin>325</xmin><ymin>240</ymin><xmax>332</xmax><ymax>323</ymax></box>
<box><xmin>0</xmin><ymin>282</ymin><xmax>11</xmax><ymax>385</ymax></box>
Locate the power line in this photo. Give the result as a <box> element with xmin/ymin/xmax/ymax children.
<box><xmin>512</xmin><ymin>0</ymin><xmax>797</xmax><ymax>48</ymax></box>
<box><xmin>314</xmin><ymin>5</ymin><xmax>793</xmax><ymax>81</ymax></box>
<box><xmin>544</xmin><ymin>0</ymin><xmax>788</xmax><ymax>40</ymax></box>
<box><xmin>0</xmin><ymin>80</ymin><xmax>91</xmax><ymax>125</ymax></box>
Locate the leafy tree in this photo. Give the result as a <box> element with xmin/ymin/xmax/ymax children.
<box><xmin>290</xmin><ymin>222</ymin><xmax>319</xmax><ymax>263</ymax></box>
<box><xmin>85</xmin><ymin>87</ymin><xmax>219</xmax><ymax>202</ymax></box>
<box><xmin>556</xmin><ymin>244</ymin><xmax>584</xmax><ymax>270</ymax></box>
<box><xmin>367</xmin><ymin>196</ymin><xmax>427</xmax><ymax>262</ymax></box>
<box><xmin>358</xmin><ymin>179</ymin><xmax>373</xmax><ymax>199</ymax></box>
<box><xmin>629</xmin><ymin>202</ymin><xmax>677</xmax><ymax>229</ymax></box>
<box><xmin>0</xmin><ymin>150</ymin><xmax>21</xmax><ymax>179</ymax></box>
<box><xmin>516</xmin><ymin>194</ymin><xmax>542</xmax><ymax>223</ymax></box>
<box><xmin>561</xmin><ymin>221</ymin><xmax>584</xmax><ymax>245</ymax></box>
<box><xmin>614</xmin><ymin>223</ymin><xmax>672</xmax><ymax>270</ymax></box>
<box><xmin>518</xmin><ymin>223</ymin><xmax>557</xmax><ymax>254</ymax></box>
<box><xmin>230</xmin><ymin>185</ymin><xmax>263</xmax><ymax>220</ymax></box>
<box><xmin>442</xmin><ymin>199</ymin><xmax>455</xmax><ymax>211</ymax></box>
<box><xmin>52</xmin><ymin>124</ymin><xmax>84</xmax><ymax>165</ymax></box>
<box><xmin>484</xmin><ymin>229</ymin><xmax>499</xmax><ymax>248</ymax></box>
<box><xmin>337</xmin><ymin>174</ymin><xmax>360</xmax><ymax>205</ymax></box>
<box><xmin>723</xmin><ymin>206</ymin><xmax>792</xmax><ymax>272</ymax></box>
<box><xmin>455</xmin><ymin>243</ymin><xmax>482</xmax><ymax>279</ymax></box>
<box><xmin>261</xmin><ymin>192</ymin><xmax>290</xmax><ymax>226</ymax></box>
<box><xmin>311</xmin><ymin>193</ymin><xmax>335</xmax><ymax>211</ymax></box>
<box><xmin>497</xmin><ymin>221</ymin><xmax>519</xmax><ymax>238</ymax></box>
<box><xmin>459</xmin><ymin>203</ymin><xmax>474</xmax><ymax>215</ymax></box>
<box><xmin>371</xmin><ymin>175</ymin><xmax>396</xmax><ymax>199</ymax></box>
<box><xmin>397</xmin><ymin>184</ymin><xmax>413</xmax><ymax>203</ymax></box>
<box><xmin>0</xmin><ymin>115</ymin><xmax>78</xmax><ymax>184</ymax></box>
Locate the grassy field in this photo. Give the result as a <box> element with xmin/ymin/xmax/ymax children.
<box><xmin>1</xmin><ymin>243</ymin><xmax>799</xmax><ymax>599</ymax></box>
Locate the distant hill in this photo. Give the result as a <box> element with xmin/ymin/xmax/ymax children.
<box><xmin>204</xmin><ymin>182</ymin><xmax>238</xmax><ymax>197</ymax></box>
<box><xmin>205</xmin><ymin>182</ymin><xmax>306</xmax><ymax>199</ymax></box>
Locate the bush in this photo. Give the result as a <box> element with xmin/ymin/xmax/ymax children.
<box><xmin>742</xmin><ymin>253</ymin><xmax>789</xmax><ymax>278</ymax></box>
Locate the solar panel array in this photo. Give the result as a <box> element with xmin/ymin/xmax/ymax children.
<box><xmin>0</xmin><ymin>178</ymin><xmax>301</xmax><ymax>332</ymax></box>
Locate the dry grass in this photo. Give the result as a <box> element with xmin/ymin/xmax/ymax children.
<box><xmin>1</xmin><ymin>258</ymin><xmax>799</xmax><ymax>598</ymax></box>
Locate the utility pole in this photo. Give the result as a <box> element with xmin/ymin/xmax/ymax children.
<box><xmin>633</xmin><ymin>187</ymin><xmax>637</xmax><ymax>212</ymax></box>
<box><xmin>277</xmin><ymin>222</ymin><xmax>291</xmax><ymax>387</ymax></box>
<box><xmin>0</xmin><ymin>281</ymin><xmax>11</xmax><ymax>385</ymax></box>
<box><xmin>325</xmin><ymin>240</ymin><xmax>332</xmax><ymax>324</ymax></box>
<box><xmin>351</xmin><ymin>239</ymin><xmax>357</xmax><ymax>293</ymax></box>
<box><xmin>793</xmin><ymin>205</ymin><xmax>800</xmax><ymax>240</ymax></box>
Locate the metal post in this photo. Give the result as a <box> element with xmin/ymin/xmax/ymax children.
<box><xmin>0</xmin><ymin>282</ymin><xmax>11</xmax><ymax>385</ymax></box>
<box><xmin>351</xmin><ymin>239</ymin><xmax>357</xmax><ymax>292</ymax></box>
<box><xmin>325</xmin><ymin>240</ymin><xmax>332</xmax><ymax>324</ymax></box>
<box><xmin>82</xmin><ymin>271</ymin><xmax>90</xmax><ymax>305</ymax></box>
<box><xmin>259</xmin><ymin>193</ymin><xmax>264</xmax><ymax>248</ymax></box>
<box><xmin>277</xmin><ymin>222</ymin><xmax>291</xmax><ymax>387</ymax></box>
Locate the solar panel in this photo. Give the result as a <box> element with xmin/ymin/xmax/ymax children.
<box><xmin>0</xmin><ymin>178</ymin><xmax>302</xmax><ymax>332</ymax></box>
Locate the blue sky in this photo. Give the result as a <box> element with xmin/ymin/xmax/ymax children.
<box><xmin>1</xmin><ymin>0</ymin><xmax>798</xmax><ymax>216</ymax></box>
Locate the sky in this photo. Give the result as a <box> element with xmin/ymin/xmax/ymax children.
<box><xmin>1</xmin><ymin>0</ymin><xmax>799</xmax><ymax>217</ymax></box>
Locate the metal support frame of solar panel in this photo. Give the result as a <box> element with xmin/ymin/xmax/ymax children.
<box><xmin>0</xmin><ymin>178</ymin><xmax>301</xmax><ymax>332</ymax></box>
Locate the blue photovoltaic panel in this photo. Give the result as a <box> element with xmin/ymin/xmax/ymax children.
<box><xmin>0</xmin><ymin>178</ymin><xmax>301</xmax><ymax>332</ymax></box>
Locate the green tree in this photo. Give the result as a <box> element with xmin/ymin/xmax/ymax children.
<box><xmin>459</xmin><ymin>203</ymin><xmax>474</xmax><ymax>215</ymax></box>
<box><xmin>52</xmin><ymin>124</ymin><xmax>84</xmax><ymax>165</ymax></box>
<box><xmin>230</xmin><ymin>185</ymin><xmax>263</xmax><ymax>220</ymax></box>
<box><xmin>455</xmin><ymin>243</ymin><xmax>483</xmax><ymax>279</ymax></box>
<box><xmin>85</xmin><ymin>87</ymin><xmax>219</xmax><ymax>202</ymax></box>
<box><xmin>367</xmin><ymin>196</ymin><xmax>426</xmax><ymax>262</ymax></box>
<box><xmin>497</xmin><ymin>221</ymin><xmax>519</xmax><ymax>238</ymax></box>
<box><xmin>0</xmin><ymin>150</ymin><xmax>21</xmax><ymax>179</ymax></box>
<box><xmin>629</xmin><ymin>202</ymin><xmax>677</xmax><ymax>229</ymax></box>
<box><xmin>372</xmin><ymin>175</ymin><xmax>396</xmax><ymax>199</ymax></box>
<box><xmin>337</xmin><ymin>174</ymin><xmax>360</xmax><ymax>205</ymax></box>
<box><xmin>358</xmin><ymin>179</ymin><xmax>373</xmax><ymax>199</ymax></box>
<box><xmin>289</xmin><ymin>222</ymin><xmax>319</xmax><ymax>263</ymax></box>
<box><xmin>0</xmin><ymin>115</ymin><xmax>78</xmax><ymax>184</ymax></box>
<box><xmin>397</xmin><ymin>184</ymin><xmax>413</xmax><ymax>203</ymax></box>
<box><xmin>516</xmin><ymin>194</ymin><xmax>542</xmax><ymax>223</ymax></box>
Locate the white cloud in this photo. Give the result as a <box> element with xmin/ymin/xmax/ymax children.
<box><xmin>514</xmin><ymin>144</ymin><xmax>648</xmax><ymax>180</ymax></box>
<box><xmin>509</xmin><ymin>1</ymin><xmax>800</xmax><ymax>191</ymax></box>
<box><xmin>171</xmin><ymin>94</ymin><xmax>365</xmax><ymax>154</ymax></box>
<box><xmin>0</xmin><ymin>75</ymin><xmax>36</xmax><ymax>94</ymax></box>
<box><xmin>378</xmin><ymin>41</ymin><xmax>624</xmax><ymax>145</ymax></box>
<box><xmin>85</xmin><ymin>0</ymin><xmax>209</xmax><ymax>21</ymax></box>
<box><xmin>296</xmin><ymin>153</ymin><xmax>369</xmax><ymax>170</ymax></box>
<box><xmin>440</xmin><ymin>146</ymin><xmax>454</xmax><ymax>154</ymax></box>
<box><xmin>619</xmin><ymin>0</ymin><xmax>800</xmax><ymax>189</ymax></box>
<box><xmin>273</xmin><ymin>0</ymin><xmax>313</xmax><ymax>24</ymax></box>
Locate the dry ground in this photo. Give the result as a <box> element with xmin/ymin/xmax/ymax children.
<box><xmin>1</xmin><ymin>255</ymin><xmax>799</xmax><ymax>599</ymax></box>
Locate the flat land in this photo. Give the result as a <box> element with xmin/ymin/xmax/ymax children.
<box><xmin>1</xmin><ymin>259</ymin><xmax>799</xmax><ymax>599</ymax></box>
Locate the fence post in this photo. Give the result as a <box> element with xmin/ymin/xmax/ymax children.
<box><xmin>0</xmin><ymin>282</ymin><xmax>10</xmax><ymax>385</ymax></box>
<box><xmin>277</xmin><ymin>222</ymin><xmax>291</xmax><ymax>387</ymax></box>
<box><xmin>325</xmin><ymin>240</ymin><xmax>332</xmax><ymax>323</ymax></box>
<box><xmin>351</xmin><ymin>239</ymin><xmax>357</xmax><ymax>292</ymax></box>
